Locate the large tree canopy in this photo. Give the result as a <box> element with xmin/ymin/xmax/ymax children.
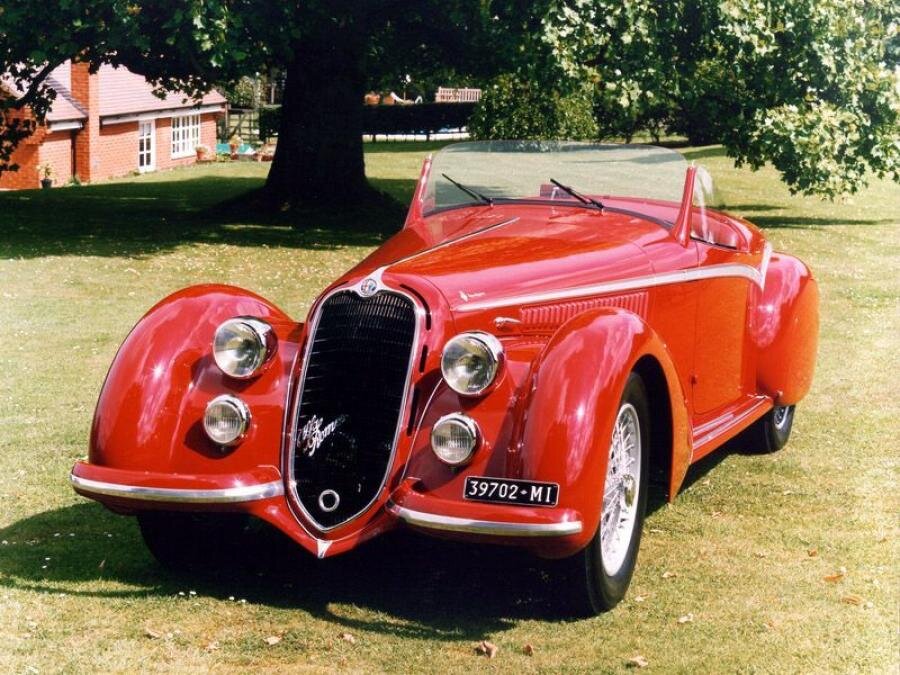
<box><xmin>1</xmin><ymin>0</ymin><xmax>896</xmax><ymax>203</ymax></box>
<box><xmin>1</xmin><ymin>1</ymin><xmax>527</xmax><ymax>206</ymax></box>
<box><xmin>541</xmin><ymin>0</ymin><xmax>899</xmax><ymax>197</ymax></box>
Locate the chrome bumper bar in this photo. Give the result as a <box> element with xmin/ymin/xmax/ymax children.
<box><xmin>388</xmin><ymin>503</ymin><xmax>582</xmax><ymax>537</ymax></box>
<box><xmin>70</xmin><ymin>474</ymin><xmax>284</xmax><ymax>504</ymax></box>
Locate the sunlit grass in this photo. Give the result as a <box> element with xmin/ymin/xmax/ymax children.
<box><xmin>0</xmin><ymin>144</ymin><xmax>897</xmax><ymax>673</ymax></box>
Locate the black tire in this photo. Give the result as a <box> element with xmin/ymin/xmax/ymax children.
<box><xmin>557</xmin><ymin>372</ymin><xmax>651</xmax><ymax>616</ymax></box>
<box><xmin>746</xmin><ymin>404</ymin><xmax>795</xmax><ymax>453</ymax></box>
<box><xmin>137</xmin><ymin>511</ymin><xmax>251</xmax><ymax>572</ymax></box>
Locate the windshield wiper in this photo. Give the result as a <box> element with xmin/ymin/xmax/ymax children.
<box><xmin>441</xmin><ymin>173</ymin><xmax>493</xmax><ymax>206</ymax></box>
<box><xmin>549</xmin><ymin>178</ymin><xmax>605</xmax><ymax>210</ymax></box>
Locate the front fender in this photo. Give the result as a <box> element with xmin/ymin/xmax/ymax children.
<box><xmin>89</xmin><ymin>284</ymin><xmax>301</xmax><ymax>479</ymax></box>
<box><xmin>516</xmin><ymin>308</ymin><xmax>690</xmax><ymax>552</ymax></box>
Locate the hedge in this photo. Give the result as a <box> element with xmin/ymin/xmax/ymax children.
<box><xmin>361</xmin><ymin>102</ymin><xmax>475</xmax><ymax>137</ymax></box>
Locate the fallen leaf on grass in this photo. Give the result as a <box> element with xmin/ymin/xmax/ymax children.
<box><xmin>264</xmin><ymin>636</ymin><xmax>281</xmax><ymax>646</ymax></box>
<box><xmin>754</xmin><ymin>551</ymin><xmax>768</xmax><ymax>559</ymax></box>
<box><xmin>475</xmin><ymin>640</ymin><xmax>498</xmax><ymax>658</ymax></box>
<box><xmin>340</xmin><ymin>632</ymin><xmax>356</xmax><ymax>644</ymax></box>
<box><xmin>523</xmin><ymin>644</ymin><xmax>535</xmax><ymax>656</ymax></box>
<box><xmin>661</xmin><ymin>570</ymin><xmax>677</xmax><ymax>579</ymax></box>
<box><xmin>841</xmin><ymin>594</ymin><xmax>863</xmax><ymax>606</ymax></box>
<box><xmin>807</xmin><ymin>548</ymin><xmax>818</xmax><ymax>557</ymax></box>
<box><xmin>823</xmin><ymin>567</ymin><xmax>847</xmax><ymax>583</ymax></box>
<box><xmin>626</xmin><ymin>655</ymin><xmax>649</xmax><ymax>668</ymax></box>
<box><xmin>677</xmin><ymin>613</ymin><xmax>694</xmax><ymax>624</ymax></box>
<box><xmin>144</xmin><ymin>627</ymin><xmax>163</xmax><ymax>640</ymax></box>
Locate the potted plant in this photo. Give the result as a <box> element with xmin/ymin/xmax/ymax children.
<box><xmin>36</xmin><ymin>162</ymin><xmax>53</xmax><ymax>189</ymax></box>
<box><xmin>228</xmin><ymin>134</ymin><xmax>242</xmax><ymax>159</ymax></box>
<box><xmin>195</xmin><ymin>144</ymin><xmax>210</xmax><ymax>161</ymax></box>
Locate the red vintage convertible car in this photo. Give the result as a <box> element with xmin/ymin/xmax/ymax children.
<box><xmin>71</xmin><ymin>142</ymin><xmax>818</xmax><ymax>614</ymax></box>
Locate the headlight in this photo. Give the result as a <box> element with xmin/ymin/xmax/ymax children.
<box><xmin>203</xmin><ymin>395</ymin><xmax>250</xmax><ymax>446</ymax></box>
<box><xmin>213</xmin><ymin>317</ymin><xmax>275</xmax><ymax>379</ymax></box>
<box><xmin>431</xmin><ymin>413</ymin><xmax>480</xmax><ymax>466</ymax></box>
<box><xmin>440</xmin><ymin>331</ymin><xmax>503</xmax><ymax>396</ymax></box>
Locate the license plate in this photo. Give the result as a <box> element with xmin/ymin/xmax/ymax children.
<box><xmin>463</xmin><ymin>476</ymin><xmax>559</xmax><ymax>507</ymax></box>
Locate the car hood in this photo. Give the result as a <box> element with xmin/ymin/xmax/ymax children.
<box><xmin>364</xmin><ymin>205</ymin><xmax>663</xmax><ymax>313</ymax></box>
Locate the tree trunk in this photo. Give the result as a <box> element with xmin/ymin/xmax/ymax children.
<box><xmin>265</xmin><ymin>29</ymin><xmax>370</xmax><ymax>206</ymax></box>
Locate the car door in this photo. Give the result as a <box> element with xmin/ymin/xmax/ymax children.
<box><xmin>689</xmin><ymin>168</ymin><xmax>753</xmax><ymax>416</ymax></box>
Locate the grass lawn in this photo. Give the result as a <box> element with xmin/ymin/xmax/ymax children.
<box><xmin>1</xmin><ymin>143</ymin><xmax>897</xmax><ymax>673</ymax></box>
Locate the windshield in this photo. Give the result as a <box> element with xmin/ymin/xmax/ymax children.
<box><xmin>424</xmin><ymin>141</ymin><xmax>689</xmax><ymax>215</ymax></box>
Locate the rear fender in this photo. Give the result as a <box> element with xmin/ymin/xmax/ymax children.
<box><xmin>515</xmin><ymin>308</ymin><xmax>690</xmax><ymax>551</ymax></box>
<box><xmin>752</xmin><ymin>254</ymin><xmax>819</xmax><ymax>404</ymax></box>
<box><xmin>90</xmin><ymin>285</ymin><xmax>301</xmax><ymax>478</ymax></box>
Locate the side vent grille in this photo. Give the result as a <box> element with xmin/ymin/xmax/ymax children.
<box><xmin>521</xmin><ymin>292</ymin><xmax>648</xmax><ymax>331</ymax></box>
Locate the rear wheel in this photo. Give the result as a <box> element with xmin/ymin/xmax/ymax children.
<box><xmin>746</xmin><ymin>404</ymin><xmax>795</xmax><ymax>453</ymax></box>
<box><xmin>137</xmin><ymin>511</ymin><xmax>250</xmax><ymax>572</ymax></box>
<box><xmin>558</xmin><ymin>373</ymin><xmax>650</xmax><ymax>616</ymax></box>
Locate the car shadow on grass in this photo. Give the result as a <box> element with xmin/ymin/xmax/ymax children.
<box><xmin>0</xmin><ymin>176</ymin><xmax>415</xmax><ymax>260</ymax></box>
<box><xmin>0</xmin><ymin>501</ymin><xmax>581</xmax><ymax>636</ymax></box>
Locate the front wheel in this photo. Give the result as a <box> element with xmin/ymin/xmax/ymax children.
<box><xmin>137</xmin><ymin>511</ymin><xmax>251</xmax><ymax>572</ymax></box>
<box><xmin>558</xmin><ymin>373</ymin><xmax>650</xmax><ymax>616</ymax></box>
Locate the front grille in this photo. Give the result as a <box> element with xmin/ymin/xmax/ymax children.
<box><xmin>291</xmin><ymin>290</ymin><xmax>416</xmax><ymax>529</ymax></box>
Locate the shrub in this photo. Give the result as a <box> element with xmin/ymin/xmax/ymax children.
<box><xmin>361</xmin><ymin>102</ymin><xmax>476</xmax><ymax>136</ymax></box>
<box><xmin>468</xmin><ymin>74</ymin><xmax>597</xmax><ymax>141</ymax></box>
<box><xmin>258</xmin><ymin>105</ymin><xmax>281</xmax><ymax>141</ymax></box>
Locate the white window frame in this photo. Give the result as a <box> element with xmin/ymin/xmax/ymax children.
<box><xmin>138</xmin><ymin>119</ymin><xmax>156</xmax><ymax>172</ymax></box>
<box><xmin>171</xmin><ymin>113</ymin><xmax>201</xmax><ymax>159</ymax></box>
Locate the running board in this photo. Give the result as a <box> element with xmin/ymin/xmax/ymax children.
<box><xmin>690</xmin><ymin>396</ymin><xmax>772</xmax><ymax>462</ymax></box>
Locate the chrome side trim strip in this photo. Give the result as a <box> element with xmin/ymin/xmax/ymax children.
<box><xmin>455</xmin><ymin>259</ymin><xmax>769</xmax><ymax>313</ymax></box>
<box><xmin>70</xmin><ymin>474</ymin><xmax>284</xmax><ymax>504</ymax></box>
<box><xmin>388</xmin><ymin>503</ymin><xmax>583</xmax><ymax>537</ymax></box>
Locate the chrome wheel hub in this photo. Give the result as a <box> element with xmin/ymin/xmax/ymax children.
<box><xmin>600</xmin><ymin>402</ymin><xmax>641</xmax><ymax>577</ymax></box>
<box><xmin>773</xmin><ymin>405</ymin><xmax>789</xmax><ymax>431</ymax></box>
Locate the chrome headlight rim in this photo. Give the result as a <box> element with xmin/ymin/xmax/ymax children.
<box><xmin>430</xmin><ymin>412</ymin><xmax>481</xmax><ymax>466</ymax></box>
<box><xmin>203</xmin><ymin>394</ymin><xmax>251</xmax><ymax>447</ymax></box>
<box><xmin>212</xmin><ymin>316</ymin><xmax>276</xmax><ymax>380</ymax></box>
<box><xmin>440</xmin><ymin>331</ymin><xmax>504</xmax><ymax>397</ymax></box>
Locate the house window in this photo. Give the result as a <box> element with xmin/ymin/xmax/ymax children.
<box><xmin>171</xmin><ymin>114</ymin><xmax>201</xmax><ymax>158</ymax></box>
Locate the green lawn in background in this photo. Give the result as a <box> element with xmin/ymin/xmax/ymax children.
<box><xmin>0</xmin><ymin>144</ymin><xmax>897</xmax><ymax>673</ymax></box>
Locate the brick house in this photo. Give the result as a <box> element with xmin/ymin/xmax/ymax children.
<box><xmin>0</xmin><ymin>61</ymin><xmax>226</xmax><ymax>190</ymax></box>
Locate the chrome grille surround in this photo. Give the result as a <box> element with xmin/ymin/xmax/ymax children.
<box><xmin>285</xmin><ymin>282</ymin><xmax>422</xmax><ymax>532</ymax></box>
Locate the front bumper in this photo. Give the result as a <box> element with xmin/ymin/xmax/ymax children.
<box><xmin>388</xmin><ymin>503</ymin><xmax>582</xmax><ymax>537</ymax></box>
<box><xmin>70</xmin><ymin>460</ymin><xmax>283</xmax><ymax>506</ymax></box>
<box><xmin>71</xmin><ymin>461</ymin><xmax>586</xmax><ymax>556</ymax></box>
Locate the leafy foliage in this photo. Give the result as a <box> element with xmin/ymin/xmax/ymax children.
<box><xmin>542</xmin><ymin>0</ymin><xmax>900</xmax><ymax>197</ymax></box>
<box><xmin>469</xmin><ymin>74</ymin><xmax>597</xmax><ymax>141</ymax></box>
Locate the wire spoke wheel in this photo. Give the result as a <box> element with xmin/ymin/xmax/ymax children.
<box><xmin>600</xmin><ymin>402</ymin><xmax>642</xmax><ymax>577</ymax></box>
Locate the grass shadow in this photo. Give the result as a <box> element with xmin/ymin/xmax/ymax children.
<box><xmin>0</xmin><ymin>175</ymin><xmax>417</xmax><ymax>260</ymax></box>
<box><xmin>0</xmin><ymin>502</ymin><xmax>576</xmax><ymax>635</ymax></box>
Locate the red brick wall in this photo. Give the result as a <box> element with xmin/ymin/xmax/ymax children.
<box><xmin>71</xmin><ymin>63</ymin><xmax>100</xmax><ymax>182</ymax></box>
<box><xmin>39</xmin><ymin>131</ymin><xmax>74</xmax><ymax>186</ymax></box>
<box><xmin>0</xmin><ymin>142</ymin><xmax>40</xmax><ymax>189</ymax></box>
<box><xmin>94</xmin><ymin>122</ymin><xmax>140</xmax><ymax>179</ymax></box>
<box><xmin>87</xmin><ymin>112</ymin><xmax>219</xmax><ymax>180</ymax></box>
<box><xmin>1</xmin><ymin>109</ymin><xmax>221</xmax><ymax>190</ymax></box>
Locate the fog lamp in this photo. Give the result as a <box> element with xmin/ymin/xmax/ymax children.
<box><xmin>431</xmin><ymin>413</ymin><xmax>480</xmax><ymax>466</ymax></box>
<box><xmin>203</xmin><ymin>395</ymin><xmax>250</xmax><ymax>446</ymax></box>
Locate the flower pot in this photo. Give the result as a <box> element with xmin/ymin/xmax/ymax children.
<box><xmin>40</xmin><ymin>178</ymin><xmax>52</xmax><ymax>190</ymax></box>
